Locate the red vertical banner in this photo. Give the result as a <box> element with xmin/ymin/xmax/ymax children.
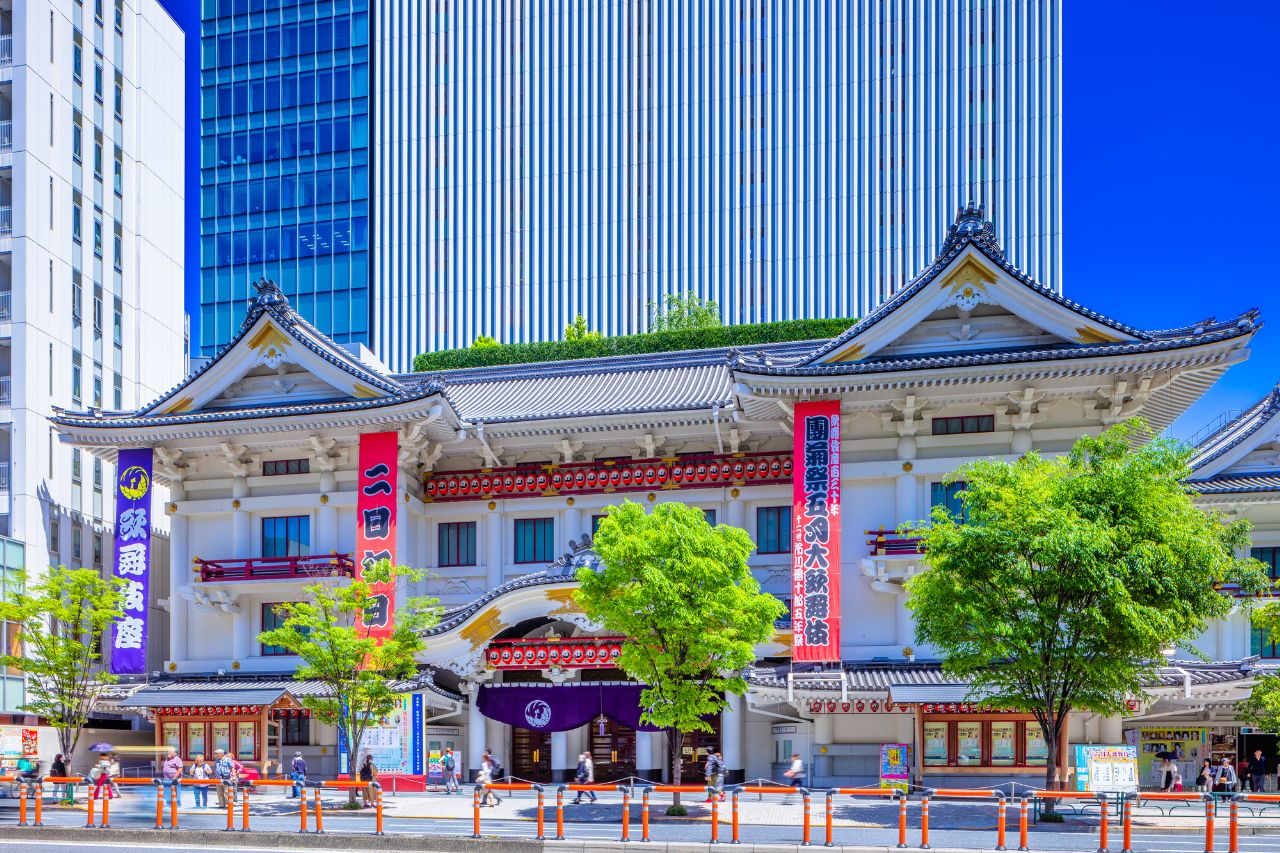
<box><xmin>792</xmin><ymin>400</ymin><xmax>842</xmax><ymax>662</ymax></box>
<box><xmin>356</xmin><ymin>431</ymin><xmax>399</xmax><ymax>643</ymax></box>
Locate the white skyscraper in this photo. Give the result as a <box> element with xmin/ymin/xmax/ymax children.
<box><xmin>1</xmin><ymin>0</ymin><xmax>185</xmax><ymax>701</ymax></box>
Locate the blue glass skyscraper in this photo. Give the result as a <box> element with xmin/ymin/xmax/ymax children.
<box><xmin>198</xmin><ymin>0</ymin><xmax>370</xmax><ymax>356</ymax></box>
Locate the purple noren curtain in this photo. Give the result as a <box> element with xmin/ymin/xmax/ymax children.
<box><xmin>476</xmin><ymin>684</ymin><xmax>665</xmax><ymax>732</ymax></box>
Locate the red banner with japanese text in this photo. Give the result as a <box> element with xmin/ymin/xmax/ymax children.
<box><xmin>356</xmin><ymin>431</ymin><xmax>398</xmax><ymax>643</ymax></box>
<box><xmin>791</xmin><ymin>400</ymin><xmax>842</xmax><ymax>662</ymax></box>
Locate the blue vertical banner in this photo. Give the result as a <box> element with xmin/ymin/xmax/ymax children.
<box><xmin>411</xmin><ymin>694</ymin><xmax>424</xmax><ymax>774</ymax></box>
<box><xmin>111</xmin><ymin>448</ymin><xmax>154</xmax><ymax>674</ymax></box>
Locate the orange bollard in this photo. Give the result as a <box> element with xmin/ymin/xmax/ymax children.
<box><xmin>920</xmin><ymin>791</ymin><xmax>931</xmax><ymax>850</ymax></box>
<box><xmin>996</xmin><ymin>796</ymin><xmax>1007</xmax><ymax>851</ymax></box>
<box><xmin>732</xmin><ymin>787</ymin><xmax>741</xmax><ymax>845</ymax></box>
<box><xmin>241</xmin><ymin>785</ymin><xmax>250</xmax><ymax>831</ymax></box>
<box><xmin>155</xmin><ymin>783</ymin><xmax>164</xmax><ymax>829</ymax></box>
<box><xmin>825</xmin><ymin>789</ymin><xmax>834</xmax><ymax>847</ymax></box>
<box><xmin>100</xmin><ymin>791</ymin><xmax>110</xmax><ymax>829</ymax></box>
<box><xmin>803</xmin><ymin>789</ymin><xmax>812</xmax><ymax>846</ymax></box>
<box><xmin>299</xmin><ymin>787</ymin><xmax>309</xmax><ymax>833</ymax></box>
<box><xmin>534</xmin><ymin>786</ymin><xmax>543</xmax><ymax>841</ymax></box>
<box><xmin>710</xmin><ymin>789</ymin><xmax>718</xmax><ymax>844</ymax></box>
<box><xmin>375</xmin><ymin>787</ymin><xmax>384</xmax><ymax>836</ymax></box>
<box><xmin>896</xmin><ymin>789</ymin><xmax>908</xmax><ymax>849</ymax></box>
<box><xmin>471</xmin><ymin>787</ymin><xmax>480</xmax><ymax>838</ymax></box>
<box><xmin>85</xmin><ymin>791</ymin><xmax>95</xmax><ymax>829</ymax></box>
<box><xmin>33</xmin><ymin>782</ymin><xmax>42</xmax><ymax>827</ymax></box>
<box><xmin>171</xmin><ymin>784</ymin><xmax>180</xmax><ymax>829</ymax></box>
<box><xmin>556</xmin><ymin>786</ymin><xmax>565</xmax><ymax>841</ymax></box>
<box><xmin>1122</xmin><ymin>794</ymin><xmax>1133</xmax><ymax>853</ymax></box>
<box><xmin>1228</xmin><ymin>796</ymin><xmax>1239</xmax><ymax>853</ymax></box>
<box><xmin>621</xmin><ymin>786</ymin><xmax>631</xmax><ymax>842</ymax></box>
<box><xmin>1019</xmin><ymin>797</ymin><xmax>1029</xmax><ymax>852</ymax></box>
<box><xmin>642</xmin><ymin>786</ymin><xmax>651</xmax><ymax>842</ymax></box>
<box><xmin>17</xmin><ymin>781</ymin><xmax>26</xmax><ymax>826</ymax></box>
<box><xmin>313</xmin><ymin>785</ymin><xmax>324</xmax><ymax>834</ymax></box>
<box><xmin>224</xmin><ymin>787</ymin><xmax>234</xmax><ymax>831</ymax></box>
<box><xmin>1098</xmin><ymin>793</ymin><xmax>1109</xmax><ymax>853</ymax></box>
<box><xmin>1204</xmin><ymin>796</ymin><xmax>1215</xmax><ymax>853</ymax></box>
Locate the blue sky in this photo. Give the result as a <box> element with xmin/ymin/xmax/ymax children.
<box><xmin>1064</xmin><ymin>3</ymin><xmax>1280</xmax><ymax>438</ymax></box>
<box><xmin>166</xmin><ymin>2</ymin><xmax>1279</xmax><ymax>440</ymax></box>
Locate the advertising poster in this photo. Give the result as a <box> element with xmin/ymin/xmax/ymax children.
<box><xmin>879</xmin><ymin>743</ymin><xmax>911</xmax><ymax>792</ymax></box>
<box><xmin>343</xmin><ymin>694</ymin><xmax>418</xmax><ymax>775</ymax></box>
<box><xmin>1137</xmin><ymin>727</ymin><xmax>1207</xmax><ymax>787</ymax></box>
<box><xmin>111</xmin><ymin>448</ymin><xmax>153</xmax><ymax>674</ymax></box>
<box><xmin>791</xmin><ymin>400</ymin><xmax>842</xmax><ymax>662</ymax></box>
<box><xmin>1074</xmin><ymin>745</ymin><xmax>1139</xmax><ymax>793</ymax></box>
<box><xmin>355</xmin><ymin>431</ymin><xmax>398</xmax><ymax>643</ymax></box>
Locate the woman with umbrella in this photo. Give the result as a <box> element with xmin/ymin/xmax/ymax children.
<box><xmin>1155</xmin><ymin>750</ymin><xmax>1179</xmax><ymax>792</ymax></box>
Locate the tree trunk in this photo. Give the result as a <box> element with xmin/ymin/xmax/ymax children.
<box><xmin>669</xmin><ymin>729</ymin><xmax>683</xmax><ymax>808</ymax></box>
<box><xmin>1042</xmin><ymin>714</ymin><xmax>1063</xmax><ymax>815</ymax></box>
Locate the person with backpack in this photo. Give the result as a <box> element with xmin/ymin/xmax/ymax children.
<box><xmin>441</xmin><ymin>748</ymin><xmax>459</xmax><ymax>794</ymax></box>
<box><xmin>213</xmin><ymin>749</ymin><xmax>236</xmax><ymax>808</ymax></box>
<box><xmin>289</xmin><ymin>752</ymin><xmax>307</xmax><ymax>799</ymax></box>
<box><xmin>477</xmin><ymin>754</ymin><xmax>501</xmax><ymax>806</ymax></box>
<box><xmin>703</xmin><ymin>751</ymin><xmax>724</xmax><ymax>802</ymax></box>
<box><xmin>358</xmin><ymin>754</ymin><xmax>378</xmax><ymax>807</ymax></box>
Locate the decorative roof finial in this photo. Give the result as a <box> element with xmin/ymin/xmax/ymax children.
<box><xmin>252</xmin><ymin>278</ymin><xmax>288</xmax><ymax>307</ymax></box>
<box><xmin>938</xmin><ymin>201</ymin><xmax>1005</xmax><ymax>261</ymax></box>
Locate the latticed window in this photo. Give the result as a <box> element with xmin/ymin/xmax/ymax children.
<box><xmin>756</xmin><ymin>506</ymin><xmax>791</xmax><ymax>554</ymax></box>
<box><xmin>438</xmin><ymin>522</ymin><xmax>476</xmax><ymax>567</ymax></box>
<box><xmin>514</xmin><ymin>518</ymin><xmax>554</xmax><ymax>564</ymax></box>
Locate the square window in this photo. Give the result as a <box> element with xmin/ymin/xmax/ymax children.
<box><xmin>931</xmin><ymin>481</ymin><xmax>968</xmax><ymax>521</ymax></box>
<box><xmin>261</xmin><ymin>603</ymin><xmax>294</xmax><ymax>656</ymax></box>
<box><xmin>756</xmin><ymin>506</ymin><xmax>792</xmax><ymax>554</ymax></box>
<box><xmin>438</xmin><ymin>521</ymin><xmax>477</xmax><ymax>567</ymax></box>
<box><xmin>261</xmin><ymin>516</ymin><xmax>309</xmax><ymax>558</ymax></box>
<box><xmin>513</xmin><ymin>518</ymin><xmax>554</xmax><ymax>564</ymax></box>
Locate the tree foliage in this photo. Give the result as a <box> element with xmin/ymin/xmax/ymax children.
<box><xmin>563</xmin><ymin>314</ymin><xmax>601</xmax><ymax>341</ymax></box>
<box><xmin>470</xmin><ymin>335</ymin><xmax>500</xmax><ymax>350</ymax></box>
<box><xmin>905</xmin><ymin>420</ymin><xmax>1269</xmax><ymax>792</ymax></box>
<box><xmin>575</xmin><ymin>501</ymin><xmax>785</xmax><ymax>795</ymax></box>
<box><xmin>1239</xmin><ymin>673</ymin><xmax>1280</xmax><ymax>735</ymax></box>
<box><xmin>646</xmin><ymin>293</ymin><xmax>722</xmax><ymax>333</ymax></box>
<box><xmin>257</xmin><ymin>561</ymin><xmax>439</xmax><ymax>780</ymax></box>
<box><xmin>0</xmin><ymin>566</ymin><xmax>126</xmax><ymax>758</ymax></box>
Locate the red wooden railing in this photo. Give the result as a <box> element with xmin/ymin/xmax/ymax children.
<box><xmin>865</xmin><ymin>528</ymin><xmax>925</xmax><ymax>556</ymax></box>
<box><xmin>194</xmin><ymin>554</ymin><xmax>356</xmax><ymax>583</ymax></box>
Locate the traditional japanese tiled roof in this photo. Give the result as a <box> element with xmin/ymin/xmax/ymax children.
<box><xmin>421</xmin><ymin>562</ymin><xmax>583</xmax><ymax>638</ymax></box>
<box><xmin>116</xmin><ymin>672</ymin><xmax>462</xmax><ymax>705</ymax></box>
<box><xmin>1189</xmin><ymin>382</ymin><xmax>1280</xmax><ymax>473</ymax></box>
<box><xmin>745</xmin><ymin>658</ymin><xmax>1260</xmax><ymax>693</ymax></box>
<box><xmin>1186</xmin><ymin>471</ymin><xmax>1280</xmax><ymax>495</ymax></box>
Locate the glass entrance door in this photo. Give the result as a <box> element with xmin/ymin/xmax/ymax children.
<box><xmin>511</xmin><ymin>727</ymin><xmax>551</xmax><ymax>782</ymax></box>
<box><xmin>590</xmin><ymin>719</ymin><xmax>637</xmax><ymax>782</ymax></box>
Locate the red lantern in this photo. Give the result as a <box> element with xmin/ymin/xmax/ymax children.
<box><xmin>870</xmin><ymin>701</ymin><xmax>880</xmax><ymax>712</ymax></box>
<box><xmin>923</xmin><ymin>703</ymin><xmax>934</xmax><ymax>713</ymax></box>
<box><xmin>855</xmin><ymin>700</ymin><xmax>865</xmax><ymax>712</ymax></box>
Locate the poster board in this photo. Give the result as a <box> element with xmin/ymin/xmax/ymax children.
<box><xmin>1136</xmin><ymin>727</ymin><xmax>1206</xmax><ymax>788</ymax></box>
<box><xmin>1074</xmin><ymin>745</ymin><xmax>1138</xmax><ymax>794</ymax></box>
<box><xmin>880</xmin><ymin>743</ymin><xmax>911</xmax><ymax>792</ymax></box>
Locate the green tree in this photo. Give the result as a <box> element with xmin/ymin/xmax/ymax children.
<box><xmin>471</xmin><ymin>335</ymin><xmax>500</xmax><ymax>349</ymax></box>
<box><xmin>1239</xmin><ymin>674</ymin><xmax>1280</xmax><ymax>735</ymax></box>
<box><xmin>905</xmin><ymin>420</ymin><xmax>1269</xmax><ymax>796</ymax></box>
<box><xmin>0</xmin><ymin>566</ymin><xmax>126</xmax><ymax>759</ymax></box>
<box><xmin>646</xmin><ymin>293</ymin><xmax>722</xmax><ymax>333</ymax></box>
<box><xmin>575</xmin><ymin>501</ymin><xmax>785</xmax><ymax>808</ymax></box>
<box><xmin>563</xmin><ymin>314</ymin><xmax>601</xmax><ymax>341</ymax></box>
<box><xmin>258</xmin><ymin>560</ymin><xmax>438</xmax><ymax>800</ymax></box>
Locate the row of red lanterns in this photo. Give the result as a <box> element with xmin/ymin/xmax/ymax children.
<box><xmin>425</xmin><ymin>455</ymin><xmax>792</xmax><ymax>500</ymax></box>
<box><xmin>808</xmin><ymin>700</ymin><xmax>906</xmax><ymax>714</ymax></box>
<box><xmin>157</xmin><ymin>705</ymin><xmax>262</xmax><ymax>716</ymax></box>
<box><xmin>487</xmin><ymin>642</ymin><xmax>623</xmax><ymax>668</ymax></box>
<box><xmin>270</xmin><ymin>709</ymin><xmax>313</xmax><ymax>718</ymax></box>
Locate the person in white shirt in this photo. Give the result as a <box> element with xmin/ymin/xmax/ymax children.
<box><xmin>782</xmin><ymin>752</ymin><xmax>805</xmax><ymax>800</ymax></box>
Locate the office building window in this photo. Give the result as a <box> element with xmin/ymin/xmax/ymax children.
<box><xmin>71</xmin><ymin>362</ymin><xmax>82</xmax><ymax>402</ymax></box>
<box><xmin>513</xmin><ymin>518</ymin><xmax>554</xmax><ymax>564</ymax></box>
<box><xmin>71</xmin><ymin>450</ymin><xmax>82</xmax><ymax>484</ymax></box>
<box><xmin>113</xmin><ymin>225</ymin><xmax>123</xmax><ymax>270</ymax></box>
<box><xmin>438</xmin><ymin>522</ymin><xmax>477</xmax><ymax>567</ymax></box>
<box><xmin>71</xmin><ymin>201</ymin><xmax>82</xmax><ymax>243</ymax></box>
<box><xmin>756</xmin><ymin>506</ymin><xmax>792</xmax><ymax>554</ymax></box>
<box><xmin>932</xmin><ymin>415</ymin><xmax>995</xmax><ymax>436</ymax></box>
<box><xmin>93</xmin><ymin>219</ymin><xmax>103</xmax><ymax>256</ymax></box>
<box><xmin>113</xmin><ymin>149</ymin><xmax>123</xmax><ymax>194</ymax></box>
<box><xmin>71</xmin><ymin>521</ymin><xmax>82</xmax><ymax>562</ymax></box>
<box><xmin>72</xmin><ymin>121</ymin><xmax>82</xmax><ymax>161</ymax></box>
<box><xmin>931</xmin><ymin>482</ymin><xmax>968</xmax><ymax>521</ymax></box>
<box><xmin>92</xmin><ymin>532</ymin><xmax>103</xmax><ymax>567</ymax></box>
<box><xmin>114</xmin><ymin>73</ymin><xmax>124</xmax><ymax>118</ymax></box>
<box><xmin>94</xmin><ymin>64</ymin><xmax>103</xmax><ymax>101</ymax></box>
<box><xmin>49</xmin><ymin>516</ymin><xmax>60</xmax><ymax>554</ymax></box>
<box><xmin>262</xmin><ymin>459</ymin><xmax>309</xmax><ymax>476</ymax></box>
<box><xmin>262</xmin><ymin>516</ymin><xmax>309</xmax><ymax>558</ymax></box>
<box><xmin>93</xmin><ymin>138</ymin><xmax>103</xmax><ymax>177</ymax></box>
<box><xmin>73</xmin><ymin>42</ymin><xmax>82</xmax><ymax>80</ymax></box>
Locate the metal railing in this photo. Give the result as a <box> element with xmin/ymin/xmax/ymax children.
<box><xmin>0</xmin><ymin>121</ymin><xmax>11</xmax><ymax>151</ymax></box>
<box><xmin>0</xmin><ymin>291</ymin><xmax>9</xmax><ymax>320</ymax></box>
<box><xmin>0</xmin><ymin>462</ymin><xmax>8</xmax><ymax>491</ymax></box>
<box><xmin>0</xmin><ymin>208</ymin><xmax>11</xmax><ymax>237</ymax></box>
<box><xmin>0</xmin><ymin>34</ymin><xmax>12</xmax><ymax>66</ymax></box>
<box><xmin>194</xmin><ymin>553</ymin><xmax>356</xmax><ymax>583</ymax></box>
<box><xmin>0</xmin><ymin>377</ymin><xmax>9</xmax><ymax>407</ymax></box>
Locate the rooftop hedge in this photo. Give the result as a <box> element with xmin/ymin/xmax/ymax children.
<box><xmin>412</xmin><ymin>317</ymin><xmax>859</xmax><ymax>372</ymax></box>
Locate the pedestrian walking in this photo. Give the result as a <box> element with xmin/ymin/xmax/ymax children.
<box><xmin>1159</xmin><ymin>757</ymin><xmax>1177</xmax><ymax>792</ymax></box>
<box><xmin>441</xmin><ymin>748</ymin><xmax>459</xmax><ymax>794</ymax></box>
<box><xmin>189</xmin><ymin>754</ymin><xmax>213</xmax><ymax>808</ymax></box>
<box><xmin>289</xmin><ymin>751</ymin><xmax>307</xmax><ymax>799</ymax></box>
<box><xmin>704</xmin><ymin>751</ymin><xmax>725</xmax><ymax>802</ymax></box>
<box><xmin>90</xmin><ymin>752</ymin><xmax>118</xmax><ymax>801</ymax></box>
<box><xmin>50</xmin><ymin>754</ymin><xmax>68</xmax><ymax>802</ymax></box>
<box><xmin>359</xmin><ymin>753</ymin><xmax>378</xmax><ymax>808</ymax></box>
<box><xmin>1213</xmin><ymin>756</ymin><xmax>1237</xmax><ymax>794</ymax></box>
<box><xmin>477</xmin><ymin>756</ymin><xmax>501</xmax><ymax>807</ymax></box>
<box><xmin>1248</xmin><ymin>749</ymin><xmax>1269</xmax><ymax>793</ymax></box>
<box><xmin>783</xmin><ymin>752</ymin><xmax>805</xmax><ymax>802</ymax></box>
<box><xmin>213</xmin><ymin>748</ymin><xmax>236</xmax><ymax>808</ymax></box>
<box><xmin>482</xmin><ymin>748</ymin><xmax>503</xmax><ymax>783</ymax></box>
<box><xmin>1196</xmin><ymin>758</ymin><xmax>1213</xmax><ymax>793</ymax></box>
<box><xmin>572</xmin><ymin>753</ymin><xmax>597</xmax><ymax>803</ymax></box>
<box><xmin>160</xmin><ymin>747</ymin><xmax>184</xmax><ymax>808</ymax></box>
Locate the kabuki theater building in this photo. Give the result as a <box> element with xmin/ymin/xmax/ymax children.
<box><xmin>54</xmin><ymin>206</ymin><xmax>1279</xmax><ymax>788</ymax></box>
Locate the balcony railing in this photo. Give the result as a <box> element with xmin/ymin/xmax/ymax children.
<box><xmin>0</xmin><ymin>462</ymin><xmax>8</xmax><ymax>491</ymax></box>
<box><xmin>865</xmin><ymin>528</ymin><xmax>925</xmax><ymax>557</ymax></box>
<box><xmin>0</xmin><ymin>291</ymin><xmax>9</xmax><ymax>320</ymax></box>
<box><xmin>0</xmin><ymin>208</ymin><xmax>11</xmax><ymax>237</ymax></box>
<box><xmin>194</xmin><ymin>553</ymin><xmax>356</xmax><ymax>583</ymax></box>
<box><xmin>0</xmin><ymin>34</ymin><xmax>12</xmax><ymax>66</ymax></box>
<box><xmin>0</xmin><ymin>376</ymin><xmax>9</xmax><ymax>406</ymax></box>
<box><xmin>0</xmin><ymin>120</ymin><xmax>11</xmax><ymax>151</ymax></box>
